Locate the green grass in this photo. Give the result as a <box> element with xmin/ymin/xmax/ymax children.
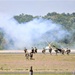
<box><xmin>0</xmin><ymin>74</ymin><xmax>25</xmax><ymax>75</ymax></box>
<box><xmin>0</xmin><ymin>72</ymin><xmax>73</xmax><ymax>75</ymax></box>
<box><xmin>0</xmin><ymin>73</ymin><xmax>72</xmax><ymax>75</ymax></box>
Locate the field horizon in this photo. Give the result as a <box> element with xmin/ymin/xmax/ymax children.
<box><xmin>0</xmin><ymin>49</ymin><xmax>75</xmax><ymax>53</ymax></box>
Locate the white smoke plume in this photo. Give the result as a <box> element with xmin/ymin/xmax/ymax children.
<box><xmin>0</xmin><ymin>13</ymin><xmax>70</xmax><ymax>49</ymax></box>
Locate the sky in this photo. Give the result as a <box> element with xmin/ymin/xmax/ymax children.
<box><xmin>0</xmin><ymin>0</ymin><xmax>75</xmax><ymax>16</ymax></box>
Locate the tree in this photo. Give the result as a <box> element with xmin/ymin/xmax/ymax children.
<box><xmin>14</xmin><ymin>13</ymin><xmax>34</xmax><ymax>23</ymax></box>
<box><xmin>0</xmin><ymin>29</ymin><xmax>6</xmax><ymax>50</ymax></box>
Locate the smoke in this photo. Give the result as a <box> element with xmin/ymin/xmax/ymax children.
<box><xmin>0</xmin><ymin>13</ymin><xmax>70</xmax><ymax>49</ymax></box>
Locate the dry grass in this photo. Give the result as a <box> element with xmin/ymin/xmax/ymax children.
<box><xmin>0</xmin><ymin>53</ymin><xmax>75</xmax><ymax>72</ymax></box>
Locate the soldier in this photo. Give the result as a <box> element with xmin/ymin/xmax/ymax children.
<box><xmin>25</xmin><ymin>52</ymin><xmax>29</xmax><ymax>59</ymax></box>
<box><xmin>66</xmin><ymin>48</ymin><xmax>71</xmax><ymax>55</ymax></box>
<box><xmin>34</xmin><ymin>47</ymin><xmax>37</xmax><ymax>53</ymax></box>
<box><xmin>61</xmin><ymin>48</ymin><xmax>65</xmax><ymax>55</ymax></box>
<box><xmin>42</xmin><ymin>48</ymin><xmax>46</xmax><ymax>54</ymax></box>
<box><xmin>55</xmin><ymin>49</ymin><xmax>58</xmax><ymax>55</ymax></box>
<box><xmin>49</xmin><ymin>47</ymin><xmax>52</xmax><ymax>55</ymax></box>
<box><xmin>31</xmin><ymin>47</ymin><xmax>35</xmax><ymax>53</ymax></box>
<box><xmin>24</xmin><ymin>47</ymin><xmax>27</xmax><ymax>57</ymax></box>
<box><xmin>29</xmin><ymin>66</ymin><xmax>33</xmax><ymax>75</ymax></box>
<box><xmin>30</xmin><ymin>52</ymin><xmax>33</xmax><ymax>60</ymax></box>
<box><xmin>24</xmin><ymin>47</ymin><xmax>27</xmax><ymax>53</ymax></box>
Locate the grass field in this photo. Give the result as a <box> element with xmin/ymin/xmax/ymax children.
<box><xmin>0</xmin><ymin>73</ymin><xmax>73</xmax><ymax>75</ymax></box>
<box><xmin>0</xmin><ymin>72</ymin><xmax>73</xmax><ymax>75</ymax></box>
<box><xmin>0</xmin><ymin>52</ymin><xmax>75</xmax><ymax>74</ymax></box>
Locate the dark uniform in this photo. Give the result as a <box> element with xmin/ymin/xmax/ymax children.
<box><xmin>31</xmin><ymin>47</ymin><xmax>34</xmax><ymax>53</ymax></box>
<box><xmin>61</xmin><ymin>48</ymin><xmax>65</xmax><ymax>55</ymax></box>
<box><xmin>66</xmin><ymin>48</ymin><xmax>71</xmax><ymax>55</ymax></box>
<box><xmin>49</xmin><ymin>47</ymin><xmax>52</xmax><ymax>55</ymax></box>
<box><xmin>55</xmin><ymin>49</ymin><xmax>58</xmax><ymax>55</ymax></box>
<box><xmin>24</xmin><ymin>47</ymin><xmax>27</xmax><ymax>53</ymax></box>
<box><xmin>29</xmin><ymin>66</ymin><xmax>33</xmax><ymax>75</ymax></box>
<box><xmin>42</xmin><ymin>48</ymin><xmax>45</xmax><ymax>54</ymax></box>
<box><xmin>34</xmin><ymin>47</ymin><xmax>37</xmax><ymax>53</ymax></box>
<box><xmin>30</xmin><ymin>52</ymin><xmax>33</xmax><ymax>60</ymax></box>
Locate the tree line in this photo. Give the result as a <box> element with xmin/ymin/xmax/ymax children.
<box><xmin>14</xmin><ymin>12</ymin><xmax>75</xmax><ymax>48</ymax></box>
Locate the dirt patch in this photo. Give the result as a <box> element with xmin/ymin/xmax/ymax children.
<box><xmin>0</xmin><ymin>53</ymin><xmax>75</xmax><ymax>72</ymax></box>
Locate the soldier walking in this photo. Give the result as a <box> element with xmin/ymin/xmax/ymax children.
<box><xmin>24</xmin><ymin>47</ymin><xmax>27</xmax><ymax>53</ymax></box>
<box><xmin>31</xmin><ymin>47</ymin><xmax>35</xmax><ymax>53</ymax></box>
<box><xmin>49</xmin><ymin>47</ymin><xmax>52</xmax><ymax>55</ymax></box>
<box><xmin>30</xmin><ymin>52</ymin><xmax>33</xmax><ymax>60</ymax></box>
<box><xmin>34</xmin><ymin>47</ymin><xmax>37</xmax><ymax>53</ymax></box>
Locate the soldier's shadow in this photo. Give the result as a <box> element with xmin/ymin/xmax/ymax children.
<box><xmin>30</xmin><ymin>58</ymin><xmax>35</xmax><ymax>60</ymax></box>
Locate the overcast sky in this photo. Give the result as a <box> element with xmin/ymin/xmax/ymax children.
<box><xmin>0</xmin><ymin>0</ymin><xmax>75</xmax><ymax>16</ymax></box>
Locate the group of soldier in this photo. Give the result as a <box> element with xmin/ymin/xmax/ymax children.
<box><xmin>24</xmin><ymin>46</ymin><xmax>71</xmax><ymax>60</ymax></box>
<box><xmin>42</xmin><ymin>47</ymin><xmax>71</xmax><ymax>55</ymax></box>
<box><xmin>24</xmin><ymin>47</ymin><xmax>37</xmax><ymax>60</ymax></box>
